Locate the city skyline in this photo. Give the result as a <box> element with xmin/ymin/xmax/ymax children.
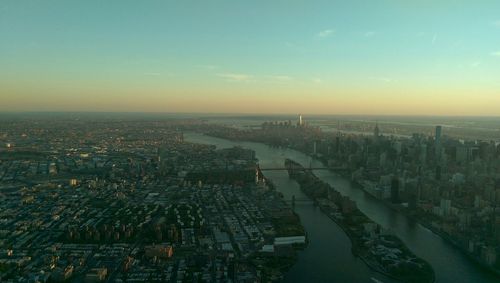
<box><xmin>2</xmin><ymin>0</ymin><xmax>500</xmax><ymax>115</ymax></box>
<box><xmin>2</xmin><ymin>2</ymin><xmax>500</xmax><ymax>281</ymax></box>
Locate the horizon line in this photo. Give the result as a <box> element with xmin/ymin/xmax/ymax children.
<box><xmin>1</xmin><ymin>110</ymin><xmax>500</xmax><ymax>118</ymax></box>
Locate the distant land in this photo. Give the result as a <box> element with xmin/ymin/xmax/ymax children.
<box><xmin>1</xmin><ymin>112</ymin><xmax>500</xmax><ymax>141</ymax></box>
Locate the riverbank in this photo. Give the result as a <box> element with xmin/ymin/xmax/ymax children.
<box><xmin>323</xmin><ymin>162</ymin><xmax>500</xmax><ymax>278</ymax></box>
<box><xmin>253</xmin><ymin>175</ymin><xmax>309</xmax><ymax>281</ymax></box>
<box><xmin>204</xmin><ymin>129</ymin><xmax>500</xmax><ymax>278</ymax></box>
<box><xmin>346</xmin><ymin>176</ymin><xmax>500</xmax><ymax>278</ymax></box>
<box><xmin>185</xmin><ymin>131</ymin><xmax>500</xmax><ymax>282</ymax></box>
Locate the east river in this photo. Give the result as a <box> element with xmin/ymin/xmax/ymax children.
<box><xmin>185</xmin><ymin>132</ymin><xmax>499</xmax><ymax>283</ymax></box>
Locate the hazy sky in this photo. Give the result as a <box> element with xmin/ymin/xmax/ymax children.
<box><xmin>1</xmin><ymin>0</ymin><xmax>500</xmax><ymax>115</ymax></box>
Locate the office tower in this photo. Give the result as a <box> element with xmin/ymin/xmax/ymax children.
<box><xmin>435</xmin><ymin>125</ymin><xmax>442</xmax><ymax>143</ymax></box>
<box><xmin>420</xmin><ymin>144</ymin><xmax>427</xmax><ymax>164</ymax></box>
<box><xmin>435</xmin><ymin>165</ymin><xmax>442</xmax><ymax>181</ymax></box>
<box><xmin>335</xmin><ymin>136</ymin><xmax>340</xmax><ymax>154</ymax></box>
<box><xmin>374</xmin><ymin>123</ymin><xmax>380</xmax><ymax>139</ymax></box>
<box><xmin>435</xmin><ymin>125</ymin><xmax>442</xmax><ymax>161</ymax></box>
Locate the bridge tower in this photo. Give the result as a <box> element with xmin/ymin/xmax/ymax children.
<box><xmin>255</xmin><ymin>164</ymin><xmax>260</xmax><ymax>184</ymax></box>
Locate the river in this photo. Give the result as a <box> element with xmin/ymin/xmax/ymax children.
<box><xmin>184</xmin><ymin>132</ymin><xmax>499</xmax><ymax>283</ymax></box>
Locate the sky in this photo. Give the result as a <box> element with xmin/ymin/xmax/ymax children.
<box><xmin>1</xmin><ymin>0</ymin><xmax>500</xmax><ymax>115</ymax></box>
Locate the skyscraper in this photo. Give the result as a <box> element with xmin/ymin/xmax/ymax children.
<box><xmin>435</xmin><ymin>125</ymin><xmax>442</xmax><ymax>144</ymax></box>
<box><xmin>374</xmin><ymin>123</ymin><xmax>380</xmax><ymax>139</ymax></box>
<box><xmin>298</xmin><ymin>114</ymin><xmax>303</xmax><ymax>126</ymax></box>
<box><xmin>435</xmin><ymin>125</ymin><xmax>442</xmax><ymax>162</ymax></box>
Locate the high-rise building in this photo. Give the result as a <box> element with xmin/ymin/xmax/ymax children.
<box><xmin>435</xmin><ymin>125</ymin><xmax>442</xmax><ymax>161</ymax></box>
<box><xmin>374</xmin><ymin>123</ymin><xmax>380</xmax><ymax>139</ymax></box>
<box><xmin>456</xmin><ymin>146</ymin><xmax>470</xmax><ymax>163</ymax></box>
<box><xmin>435</xmin><ymin>125</ymin><xmax>442</xmax><ymax>142</ymax></box>
<box><xmin>435</xmin><ymin>165</ymin><xmax>442</xmax><ymax>181</ymax></box>
<box><xmin>440</xmin><ymin>199</ymin><xmax>452</xmax><ymax>215</ymax></box>
<box><xmin>419</xmin><ymin>144</ymin><xmax>427</xmax><ymax>164</ymax></box>
<box><xmin>335</xmin><ymin>136</ymin><xmax>340</xmax><ymax>154</ymax></box>
<box><xmin>298</xmin><ymin>114</ymin><xmax>303</xmax><ymax>126</ymax></box>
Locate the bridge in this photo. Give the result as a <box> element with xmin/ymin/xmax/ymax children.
<box><xmin>257</xmin><ymin>163</ymin><xmax>348</xmax><ymax>172</ymax></box>
<box><xmin>253</xmin><ymin>162</ymin><xmax>348</xmax><ymax>185</ymax></box>
<box><xmin>258</xmin><ymin>167</ymin><xmax>330</xmax><ymax>171</ymax></box>
<box><xmin>284</xmin><ymin>199</ymin><xmax>315</xmax><ymax>204</ymax></box>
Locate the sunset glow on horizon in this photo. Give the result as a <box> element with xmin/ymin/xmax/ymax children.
<box><xmin>1</xmin><ymin>0</ymin><xmax>500</xmax><ymax>115</ymax></box>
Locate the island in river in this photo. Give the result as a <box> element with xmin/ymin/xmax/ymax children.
<box><xmin>285</xmin><ymin>159</ymin><xmax>435</xmax><ymax>283</ymax></box>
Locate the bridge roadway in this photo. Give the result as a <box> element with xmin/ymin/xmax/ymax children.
<box><xmin>284</xmin><ymin>199</ymin><xmax>315</xmax><ymax>204</ymax></box>
<box><xmin>257</xmin><ymin>166</ymin><xmax>348</xmax><ymax>171</ymax></box>
<box><xmin>259</xmin><ymin>167</ymin><xmax>328</xmax><ymax>171</ymax></box>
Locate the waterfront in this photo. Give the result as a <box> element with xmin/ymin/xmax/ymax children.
<box><xmin>185</xmin><ymin>132</ymin><xmax>499</xmax><ymax>283</ymax></box>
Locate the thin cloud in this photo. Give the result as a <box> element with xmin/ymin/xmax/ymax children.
<box><xmin>493</xmin><ymin>20</ymin><xmax>500</xmax><ymax>28</ymax></box>
<box><xmin>470</xmin><ymin>61</ymin><xmax>481</xmax><ymax>68</ymax></box>
<box><xmin>267</xmin><ymin>75</ymin><xmax>292</xmax><ymax>82</ymax></box>
<box><xmin>370</xmin><ymin>76</ymin><xmax>396</xmax><ymax>83</ymax></box>
<box><xmin>317</xmin><ymin>29</ymin><xmax>335</xmax><ymax>38</ymax></box>
<box><xmin>432</xmin><ymin>34</ymin><xmax>437</xmax><ymax>45</ymax></box>
<box><xmin>364</xmin><ymin>31</ymin><xmax>376</xmax><ymax>38</ymax></box>
<box><xmin>491</xmin><ymin>51</ymin><xmax>500</xmax><ymax>57</ymax></box>
<box><xmin>217</xmin><ymin>73</ymin><xmax>253</xmax><ymax>82</ymax></box>
<box><xmin>143</xmin><ymin>72</ymin><xmax>162</xmax><ymax>76</ymax></box>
